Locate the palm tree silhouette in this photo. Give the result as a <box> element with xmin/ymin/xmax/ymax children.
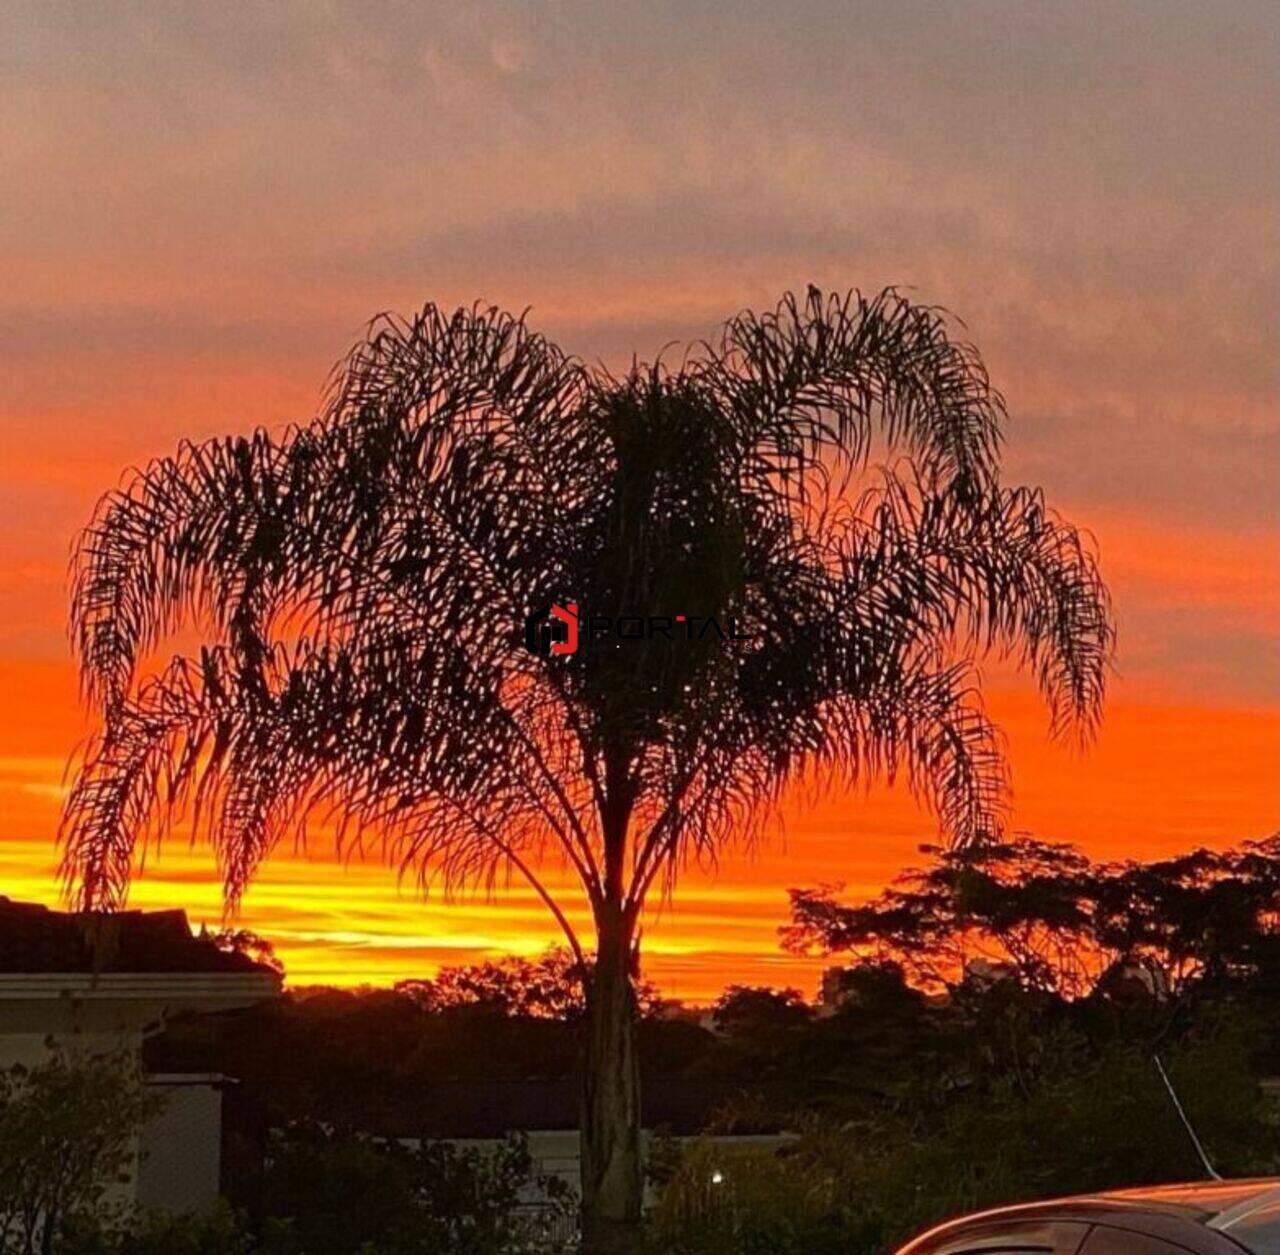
<box><xmin>62</xmin><ymin>287</ymin><xmax>1112</xmax><ymax>1251</ymax></box>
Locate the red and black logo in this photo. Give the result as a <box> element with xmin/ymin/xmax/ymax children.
<box><xmin>522</xmin><ymin>603</ymin><xmax>751</xmax><ymax>659</ymax></box>
<box><xmin>523</xmin><ymin>603</ymin><xmax>580</xmax><ymax>657</ymax></box>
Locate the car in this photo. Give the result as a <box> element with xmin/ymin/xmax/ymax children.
<box><xmin>895</xmin><ymin>1180</ymin><xmax>1280</xmax><ymax>1254</ymax></box>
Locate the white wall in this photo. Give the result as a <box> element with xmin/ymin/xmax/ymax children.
<box><xmin>137</xmin><ymin>1080</ymin><xmax>224</xmax><ymax>1215</ymax></box>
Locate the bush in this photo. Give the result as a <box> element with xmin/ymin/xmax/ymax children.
<box><xmin>0</xmin><ymin>1049</ymin><xmax>162</xmax><ymax>1254</ymax></box>
<box><xmin>257</xmin><ymin>1123</ymin><xmax>576</xmax><ymax>1254</ymax></box>
<box><xmin>646</xmin><ymin>1139</ymin><xmax>875</xmax><ymax>1255</ymax></box>
<box><xmin>648</xmin><ymin>1019</ymin><xmax>1280</xmax><ymax>1255</ymax></box>
<box><xmin>61</xmin><ymin>1203</ymin><xmax>253</xmax><ymax>1255</ymax></box>
<box><xmin>2</xmin><ymin>1074</ymin><xmax>573</xmax><ymax>1254</ymax></box>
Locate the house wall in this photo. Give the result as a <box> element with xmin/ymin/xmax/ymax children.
<box><xmin>137</xmin><ymin>1080</ymin><xmax>224</xmax><ymax>1215</ymax></box>
<box><xmin>0</xmin><ymin>1028</ymin><xmax>143</xmax><ymax>1068</ymax></box>
<box><xmin>0</xmin><ymin>969</ymin><xmax>276</xmax><ymax>1221</ymax></box>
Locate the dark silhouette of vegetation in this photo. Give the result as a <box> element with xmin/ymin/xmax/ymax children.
<box><xmin>786</xmin><ymin>833</ymin><xmax>1280</xmax><ymax>1000</ymax></box>
<box><xmin>10</xmin><ymin>835</ymin><xmax>1279</xmax><ymax>1252</ymax></box>
<box><xmin>148</xmin><ymin>835</ymin><xmax>1279</xmax><ymax>1131</ymax></box>
<box><xmin>711</xmin><ymin>985</ymin><xmax>812</xmax><ymax>1039</ymax></box>
<box><xmin>254</xmin><ymin>1125</ymin><xmax>574</xmax><ymax>1255</ymax></box>
<box><xmin>0</xmin><ymin>1050</ymin><xmax>161</xmax><ymax>1254</ymax></box>
<box><xmin>147</xmin><ymin>951</ymin><xmax>719</xmax><ymax>1149</ymax></box>
<box><xmin>648</xmin><ymin>1019</ymin><xmax>1274</xmax><ymax>1254</ymax></box>
<box><xmin>208</xmin><ymin>928</ymin><xmax>285</xmax><ymax>976</ymax></box>
<box><xmin>644</xmin><ymin>835</ymin><xmax>1280</xmax><ymax>1252</ymax></box>
<box><xmin>61</xmin><ymin>288</ymin><xmax>1112</xmax><ymax>1250</ymax></box>
<box><xmin>25</xmin><ymin>1125</ymin><xmax>572</xmax><ymax>1255</ymax></box>
<box><xmin>395</xmin><ymin>947</ymin><xmax>660</xmax><ymax>1020</ymax></box>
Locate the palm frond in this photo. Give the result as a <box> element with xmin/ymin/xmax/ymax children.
<box><xmin>62</xmin><ymin>289</ymin><xmax>1112</xmax><ymax>955</ymax></box>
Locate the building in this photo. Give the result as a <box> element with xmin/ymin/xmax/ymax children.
<box><xmin>0</xmin><ymin>895</ymin><xmax>280</xmax><ymax>1214</ymax></box>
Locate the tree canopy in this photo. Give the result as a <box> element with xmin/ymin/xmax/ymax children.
<box><xmin>786</xmin><ymin>833</ymin><xmax>1280</xmax><ymax>1000</ymax></box>
<box><xmin>60</xmin><ymin>287</ymin><xmax>1113</xmax><ymax>1244</ymax></box>
<box><xmin>62</xmin><ymin>289</ymin><xmax>1112</xmax><ymax>929</ymax></box>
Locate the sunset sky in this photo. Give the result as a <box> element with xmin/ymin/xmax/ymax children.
<box><xmin>1</xmin><ymin>2</ymin><xmax>1276</xmax><ymax>1001</ymax></box>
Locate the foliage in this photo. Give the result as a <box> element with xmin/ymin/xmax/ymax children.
<box><xmin>786</xmin><ymin>833</ymin><xmax>1280</xmax><ymax>999</ymax></box>
<box><xmin>256</xmin><ymin>1123</ymin><xmax>575</xmax><ymax>1255</ymax></box>
<box><xmin>656</xmin><ymin>838</ymin><xmax>1280</xmax><ymax>1250</ymax></box>
<box><xmin>711</xmin><ymin>986</ymin><xmax>811</xmax><ymax>1039</ymax></box>
<box><xmin>646</xmin><ymin>1138</ymin><xmax>858</xmax><ymax>1255</ymax></box>
<box><xmin>0</xmin><ymin>1049</ymin><xmax>162</xmax><ymax>1255</ymax></box>
<box><xmin>208</xmin><ymin>927</ymin><xmax>285</xmax><ymax>976</ymax></box>
<box><xmin>59</xmin><ymin>1203</ymin><xmax>253</xmax><ymax>1255</ymax></box>
<box><xmin>61</xmin><ymin>287</ymin><xmax>1110</xmax><ymax>951</ymax></box>
<box><xmin>648</xmin><ymin>1013</ymin><xmax>1279</xmax><ymax>1254</ymax></box>
<box><xmin>394</xmin><ymin>948</ymin><xmax>660</xmax><ymax>1020</ymax></box>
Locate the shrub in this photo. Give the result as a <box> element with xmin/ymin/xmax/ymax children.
<box><xmin>648</xmin><ymin>1019</ymin><xmax>1279</xmax><ymax>1254</ymax></box>
<box><xmin>0</xmin><ymin>1049</ymin><xmax>161</xmax><ymax>1254</ymax></box>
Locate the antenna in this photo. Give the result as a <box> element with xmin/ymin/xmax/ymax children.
<box><xmin>1153</xmin><ymin>1054</ymin><xmax>1221</xmax><ymax>1181</ymax></box>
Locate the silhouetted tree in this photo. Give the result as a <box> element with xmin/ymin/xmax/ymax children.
<box><xmin>712</xmin><ymin>985</ymin><xmax>812</xmax><ymax>1038</ymax></box>
<box><xmin>787</xmin><ymin>837</ymin><xmax>1102</xmax><ymax>996</ymax></box>
<box><xmin>788</xmin><ymin>834</ymin><xmax>1280</xmax><ymax>1001</ymax></box>
<box><xmin>61</xmin><ymin>288</ymin><xmax>1111</xmax><ymax>1250</ymax></box>
<box><xmin>1092</xmin><ymin>837</ymin><xmax>1280</xmax><ymax>996</ymax></box>
<box><xmin>395</xmin><ymin>947</ymin><xmax>659</xmax><ymax>1020</ymax></box>
<box><xmin>210</xmin><ymin>925</ymin><xmax>286</xmax><ymax>976</ymax></box>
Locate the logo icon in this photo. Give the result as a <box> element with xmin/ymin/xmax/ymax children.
<box><xmin>523</xmin><ymin>602</ymin><xmax>579</xmax><ymax>657</ymax></box>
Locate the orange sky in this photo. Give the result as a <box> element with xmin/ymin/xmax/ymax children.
<box><xmin>0</xmin><ymin>3</ymin><xmax>1276</xmax><ymax>1001</ymax></box>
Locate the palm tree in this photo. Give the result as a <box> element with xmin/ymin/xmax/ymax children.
<box><xmin>62</xmin><ymin>287</ymin><xmax>1112</xmax><ymax>1251</ymax></box>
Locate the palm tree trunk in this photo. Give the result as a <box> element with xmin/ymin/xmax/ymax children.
<box><xmin>580</xmin><ymin>905</ymin><xmax>643</xmax><ymax>1254</ymax></box>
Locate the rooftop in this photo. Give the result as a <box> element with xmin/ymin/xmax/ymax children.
<box><xmin>0</xmin><ymin>896</ymin><xmax>272</xmax><ymax>976</ymax></box>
